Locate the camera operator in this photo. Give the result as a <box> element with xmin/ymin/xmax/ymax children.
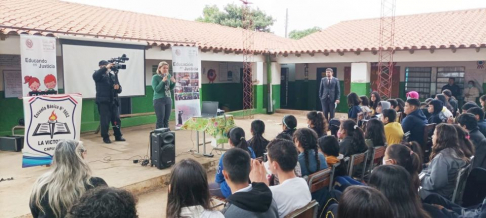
<box><xmin>93</xmin><ymin>60</ymin><xmax>126</xmax><ymax>144</ymax></box>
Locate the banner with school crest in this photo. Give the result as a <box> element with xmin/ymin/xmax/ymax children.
<box><xmin>20</xmin><ymin>35</ymin><xmax>58</xmax><ymax>97</ymax></box>
<box><xmin>172</xmin><ymin>46</ymin><xmax>201</xmax><ymax>130</ymax></box>
<box><xmin>22</xmin><ymin>94</ymin><xmax>82</xmax><ymax>167</ymax></box>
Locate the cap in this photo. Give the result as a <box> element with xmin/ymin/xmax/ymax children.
<box><xmin>326</xmin><ymin>68</ymin><xmax>333</xmax><ymax>73</ymax></box>
<box><xmin>99</xmin><ymin>60</ymin><xmax>109</xmax><ymax>66</ymax></box>
<box><xmin>406</xmin><ymin>91</ymin><xmax>419</xmax><ymax>99</ymax></box>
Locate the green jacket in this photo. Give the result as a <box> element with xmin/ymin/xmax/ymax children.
<box><xmin>152</xmin><ymin>74</ymin><xmax>175</xmax><ymax>100</ymax></box>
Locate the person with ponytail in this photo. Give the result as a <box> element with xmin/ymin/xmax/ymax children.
<box><xmin>307</xmin><ymin>111</ymin><xmax>328</xmax><ymax>138</ymax></box>
<box><xmin>211</xmin><ymin>127</ymin><xmax>256</xmax><ymax>198</ymax></box>
<box><xmin>30</xmin><ymin>140</ymin><xmax>107</xmax><ymax>218</ymax></box>
<box><xmin>383</xmin><ymin>143</ymin><xmax>423</xmax><ymax>191</ymax></box>
<box><xmin>281</xmin><ymin>115</ymin><xmax>297</xmax><ymax>138</ymax></box>
<box><xmin>337</xmin><ymin>120</ymin><xmax>368</xmax><ymax>157</ymax></box>
<box><xmin>293</xmin><ymin>128</ymin><xmax>327</xmax><ymax>176</ymax></box>
<box><xmin>420</xmin><ymin>123</ymin><xmax>469</xmax><ymax>200</ymax></box>
<box><xmin>248</xmin><ymin>120</ymin><xmax>269</xmax><ymax>158</ymax></box>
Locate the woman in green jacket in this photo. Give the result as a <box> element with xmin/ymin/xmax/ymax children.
<box><xmin>152</xmin><ymin>61</ymin><xmax>175</xmax><ymax>128</ymax></box>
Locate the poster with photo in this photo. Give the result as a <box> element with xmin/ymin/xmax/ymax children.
<box><xmin>172</xmin><ymin>46</ymin><xmax>201</xmax><ymax>129</ymax></box>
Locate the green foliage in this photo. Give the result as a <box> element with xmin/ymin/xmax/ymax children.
<box><xmin>196</xmin><ymin>4</ymin><xmax>275</xmax><ymax>32</ymax></box>
<box><xmin>288</xmin><ymin>26</ymin><xmax>322</xmax><ymax>39</ymax></box>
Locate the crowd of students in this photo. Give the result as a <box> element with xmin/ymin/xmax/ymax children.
<box><xmin>29</xmin><ymin>89</ymin><xmax>486</xmax><ymax>218</ymax></box>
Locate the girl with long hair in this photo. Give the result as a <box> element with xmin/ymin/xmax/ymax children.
<box><xmin>369</xmin><ymin>91</ymin><xmax>381</xmax><ymax>116</ymax></box>
<box><xmin>318</xmin><ymin>135</ymin><xmax>341</xmax><ymax>166</ymax></box>
<box><xmin>359</xmin><ymin>95</ymin><xmax>372</xmax><ymax>113</ymax></box>
<box><xmin>369</xmin><ymin>165</ymin><xmax>431</xmax><ymax>218</ymax></box>
<box><xmin>347</xmin><ymin>92</ymin><xmax>362</xmax><ymax>121</ymax></box>
<box><xmin>364</xmin><ymin>118</ymin><xmax>387</xmax><ymax>148</ymax></box>
<box><xmin>30</xmin><ymin>140</ymin><xmax>107</xmax><ymax>218</ymax></box>
<box><xmin>383</xmin><ymin>143</ymin><xmax>423</xmax><ymax>191</ymax></box>
<box><xmin>293</xmin><ymin>128</ymin><xmax>327</xmax><ymax>176</ymax></box>
<box><xmin>167</xmin><ymin>159</ymin><xmax>224</xmax><ymax>218</ymax></box>
<box><xmin>420</xmin><ymin>123</ymin><xmax>469</xmax><ymax>200</ymax></box>
<box><xmin>281</xmin><ymin>115</ymin><xmax>297</xmax><ymax>137</ymax></box>
<box><xmin>338</xmin><ymin>120</ymin><xmax>368</xmax><ymax>157</ymax></box>
<box><xmin>307</xmin><ymin>111</ymin><xmax>328</xmax><ymax>138</ymax></box>
<box><xmin>152</xmin><ymin>61</ymin><xmax>176</xmax><ymax>128</ymax></box>
<box><xmin>248</xmin><ymin>120</ymin><xmax>269</xmax><ymax>158</ymax></box>
<box><xmin>452</xmin><ymin>124</ymin><xmax>475</xmax><ymax>158</ymax></box>
<box><xmin>211</xmin><ymin>127</ymin><xmax>255</xmax><ymax>198</ymax></box>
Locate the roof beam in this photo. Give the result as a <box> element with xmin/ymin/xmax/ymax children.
<box><xmin>309</xmin><ymin>53</ymin><xmax>315</xmax><ymax>57</ymax></box>
<box><xmin>224</xmin><ymin>50</ymin><xmax>233</xmax><ymax>54</ymax></box>
<box><xmin>160</xmin><ymin>45</ymin><xmax>170</xmax><ymax>50</ymax></box>
<box><xmin>409</xmin><ymin>49</ymin><xmax>414</xmax><ymax>54</ymax></box>
<box><xmin>323</xmin><ymin>52</ymin><xmax>329</xmax><ymax>56</ymax></box>
<box><xmin>371</xmin><ymin>50</ymin><xmax>377</xmax><ymax>55</ymax></box>
<box><xmin>476</xmin><ymin>47</ymin><xmax>481</xmax><ymax>52</ymax></box>
<box><xmin>430</xmin><ymin>48</ymin><xmax>435</xmax><ymax>54</ymax></box>
<box><xmin>451</xmin><ymin>47</ymin><xmax>457</xmax><ymax>53</ymax></box>
<box><xmin>295</xmin><ymin>53</ymin><xmax>301</xmax><ymax>57</ymax></box>
<box><xmin>354</xmin><ymin>51</ymin><xmax>360</xmax><ymax>55</ymax></box>
<box><xmin>213</xmin><ymin>48</ymin><xmax>222</xmax><ymax>53</ymax></box>
<box><xmin>201</xmin><ymin>48</ymin><xmax>211</xmax><ymax>53</ymax></box>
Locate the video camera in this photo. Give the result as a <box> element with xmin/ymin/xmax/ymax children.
<box><xmin>107</xmin><ymin>54</ymin><xmax>129</xmax><ymax>72</ymax></box>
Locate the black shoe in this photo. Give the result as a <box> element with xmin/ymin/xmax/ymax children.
<box><xmin>115</xmin><ymin>137</ymin><xmax>126</xmax><ymax>142</ymax></box>
<box><xmin>103</xmin><ymin>138</ymin><xmax>112</xmax><ymax>144</ymax></box>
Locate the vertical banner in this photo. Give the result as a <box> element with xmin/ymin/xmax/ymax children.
<box><xmin>22</xmin><ymin>94</ymin><xmax>82</xmax><ymax>167</ymax></box>
<box><xmin>20</xmin><ymin>35</ymin><xmax>58</xmax><ymax>96</ymax></box>
<box><xmin>172</xmin><ymin>46</ymin><xmax>201</xmax><ymax>129</ymax></box>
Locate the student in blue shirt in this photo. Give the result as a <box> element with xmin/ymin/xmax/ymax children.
<box><xmin>210</xmin><ymin>127</ymin><xmax>256</xmax><ymax>199</ymax></box>
<box><xmin>293</xmin><ymin>128</ymin><xmax>328</xmax><ymax>176</ymax></box>
<box><xmin>347</xmin><ymin>92</ymin><xmax>362</xmax><ymax>121</ymax></box>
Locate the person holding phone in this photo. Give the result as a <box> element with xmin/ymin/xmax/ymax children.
<box><xmin>152</xmin><ymin>61</ymin><xmax>176</xmax><ymax>129</ymax></box>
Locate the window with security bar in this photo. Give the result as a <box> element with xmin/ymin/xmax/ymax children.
<box><xmin>436</xmin><ymin>67</ymin><xmax>465</xmax><ymax>96</ymax></box>
<box><xmin>405</xmin><ymin>67</ymin><xmax>432</xmax><ymax>99</ymax></box>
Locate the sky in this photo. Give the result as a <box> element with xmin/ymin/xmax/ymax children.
<box><xmin>63</xmin><ymin>0</ymin><xmax>486</xmax><ymax>37</ymax></box>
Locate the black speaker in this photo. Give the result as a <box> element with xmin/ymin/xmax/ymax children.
<box><xmin>0</xmin><ymin>136</ymin><xmax>24</xmax><ymax>152</ymax></box>
<box><xmin>150</xmin><ymin>128</ymin><xmax>175</xmax><ymax>169</ymax></box>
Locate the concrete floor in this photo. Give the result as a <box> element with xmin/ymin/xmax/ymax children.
<box><xmin>0</xmin><ymin>112</ymin><xmax>345</xmax><ymax>218</ymax></box>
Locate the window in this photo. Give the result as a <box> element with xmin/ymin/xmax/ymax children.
<box><xmin>405</xmin><ymin>67</ymin><xmax>432</xmax><ymax>99</ymax></box>
<box><xmin>436</xmin><ymin>67</ymin><xmax>465</xmax><ymax>95</ymax></box>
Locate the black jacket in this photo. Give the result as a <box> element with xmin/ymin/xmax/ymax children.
<box><xmin>222</xmin><ymin>183</ymin><xmax>278</xmax><ymax>218</ymax></box>
<box><xmin>469</xmin><ymin>127</ymin><xmax>486</xmax><ymax>150</ymax></box>
<box><xmin>401</xmin><ymin>109</ymin><xmax>428</xmax><ymax>145</ymax></box>
<box><xmin>319</xmin><ymin>77</ymin><xmax>340</xmax><ymax>102</ymax></box>
<box><xmin>30</xmin><ymin>177</ymin><xmax>107</xmax><ymax>218</ymax></box>
<box><xmin>93</xmin><ymin>67</ymin><xmax>122</xmax><ymax>104</ymax></box>
<box><xmin>339</xmin><ymin>136</ymin><xmax>367</xmax><ymax>157</ymax></box>
<box><xmin>442</xmin><ymin>84</ymin><xmax>461</xmax><ymax>99</ymax></box>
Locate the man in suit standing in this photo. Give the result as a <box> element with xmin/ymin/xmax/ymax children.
<box><xmin>319</xmin><ymin>68</ymin><xmax>340</xmax><ymax>120</ymax></box>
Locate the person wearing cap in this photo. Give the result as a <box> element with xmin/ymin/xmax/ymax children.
<box><xmin>93</xmin><ymin>60</ymin><xmax>125</xmax><ymax>144</ymax></box>
<box><xmin>319</xmin><ymin>68</ymin><xmax>340</xmax><ymax>121</ymax></box>
<box><xmin>441</xmin><ymin>77</ymin><xmax>461</xmax><ymax>99</ymax></box>
<box><xmin>406</xmin><ymin>91</ymin><xmax>419</xmax><ymax>100</ymax></box>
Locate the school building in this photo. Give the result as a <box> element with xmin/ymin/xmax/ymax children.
<box><xmin>1</xmin><ymin>0</ymin><xmax>486</xmax><ymax>136</ymax></box>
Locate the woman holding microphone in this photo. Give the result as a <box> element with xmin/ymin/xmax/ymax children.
<box><xmin>152</xmin><ymin>61</ymin><xmax>176</xmax><ymax>129</ymax></box>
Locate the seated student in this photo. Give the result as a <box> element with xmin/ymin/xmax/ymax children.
<box><xmin>250</xmin><ymin>139</ymin><xmax>311</xmax><ymax>218</ymax></box>
<box><xmin>280</xmin><ymin>115</ymin><xmax>297</xmax><ymax>138</ymax></box>
<box><xmin>457</xmin><ymin>113</ymin><xmax>486</xmax><ymax>149</ymax></box>
<box><xmin>467</xmin><ymin>107</ymin><xmax>486</xmax><ymax>137</ymax></box>
<box><xmin>359</xmin><ymin>95</ymin><xmax>372</xmax><ymax>114</ymax></box>
<box><xmin>381</xmin><ymin>109</ymin><xmax>404</xmax><ymax>145</ymax></box>
<box><xmin>370</xmin><ymin>91</ymin><xmax>381</xmax><ymax>116</ymax></box>
<box><xmin>372</xmin><ymin>101</ymin><xmax>391</xmax><ymax>119</ymax></box>
<box><xmin>428</xmin><ymin>99</ymin><xmax>445</xmax><ymax>124</ymax></box>
<box><xmin>165</xmin><ymin>159</ymin><xmax>224</xmax><ymax>218</ymax></box>
<box><xmin>442</xmin><ymin>89</ymin><xmax>458</xmax><ymax>116</ymax></box>
<box><xmin>318</xmin><ymin>135</ymin><xmax>342</xmax><ymax>166</ymax></box>
<box><xmin>307</xmin><ymin>111</ymin><xmax>328</xmax><ymax>138</ymax></box>
<box><xmin>347</xmin><ymin>92</ymin><xmax>362</xmax><ymax>121</ymax></box>
<box><xmin>420</xmin><ymin>123</ymin><xmax>469</xmax><ymax>200</ymax></box>
<box><xmin>30</xmin><ymin>140</ymin><xmax>108</xmax><ymax>218</ymax></box>
<box><xmin>396</xmin><ymin>98</ymin><xmax>406</xmax><ymax>121</ymax></box>
<box><xmin>401</xmin><ymin>98</ymin><xmax>428</xmax><ymax>146</ymax></box>
<box><xmin>436</xmin><ymin>94</ymin><xmax>454</xmax><ymax>116</ymax></box>
<box><xmin>462</xmin><ymin>101</ymin><xmax>480</xmax><ymax>114</ymax></box>
<box><xmin>248</xmin><ymin>120</ymin><xmax>270</xmax><ymax>158</ymax></box>
<box><xmin>336</xmin><ymin>186</ymin><xmax>394</xmax><ymax>218</ymax></box>
<box><xmin>275</xmin><ymin>132</ymin><xmax>292</xmax><ymax>141</ymax></box>
<box><xmin>364</xmin><ymin>118</ymin><xmax>387</xmax><ymax>148</ymax></box>
<box><xmin>369</xmin><ymin>165</ymin><xmax>455</xmax><ymax>218</ymax></box>
<box><xmin>66</xmin><ymin>187</ymin><xmax>137</xmax><ymax>218</ymax></box>
<box><xmin>293</xmin><ymin>128</ymin><xmax>328</xmax><ymax>176</ymax></box>
<box><xmin>221</xmin><ymin>148</ymin><xmax>279</xmax><ymax>218</ymax></box>
<box><xmin>212</xmin><ymin>127</ymin><xmax>256</xmax><ymax>198</ymax></box>
<box><xmin>452</xmin><ymin>124</ymin><xmax>475</xmax><ymax>159</ymax></box>
<box><xmin>388</xmin><ymin>99</ymin><xmax>398</xmax><ymax>112</ymax></box>
<box><xmin>383</xmin><ymin>143</ymin><xmax>423</xmax><ymax>191</ymax></box>
<box><xmin>338</xmin><ymin>120</ymin><xmax>368</xmax><ymax>157</ymax></box>
<box><xmin>481</xmin><ymin>95</ymin><xmax>486</xmax><ymax>113</ymax></box>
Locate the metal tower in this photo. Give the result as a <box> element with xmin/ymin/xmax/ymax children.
<box><xmin>241</xmin><ymin>0</ymin><xmax>254</xmax><ymax>118</ymax></box>
<box><xmin>377</xmin><ymin>0</ymin><xmax>396</xmax><ymax>99</ymax></box>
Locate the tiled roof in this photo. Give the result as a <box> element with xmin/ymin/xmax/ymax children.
<box><xmin>284</xmin><ymin>8</ymin><xmax>486</xmax><ymax>54</ymax></box>
<box><xmin>0</xmin><ymin>0</ymin><xmax>293</xmax><ymax>53</ymax></box>
<box><xmin>1</xmin><ymin>0</ymin><xmax>486</xmax><ymax>54</ymax></box>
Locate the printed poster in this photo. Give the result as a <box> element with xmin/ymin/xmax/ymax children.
<box><xmin>172</xmin><ymin>46</ymin><xmax>201</xmax><ymax>129</ymax></box>
<box><xmin>22</xmin><ymin>94</ymin><xmax>82</xmax><ymax>167</ymax></box>
<box><xmin>20</xmin><ymin>35</ymin><xmax>58</xmax><ymax>96</ymax></box>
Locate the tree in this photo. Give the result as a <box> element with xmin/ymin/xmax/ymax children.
<box><xmin>196</xmin><ymin>4</ymin><xmax>275</xmax><ymax>32</ymax></box>
<box><xmin>289</xmin><ymin>27</ymin><xmax>322</xmax><ymax>39</ymax></box>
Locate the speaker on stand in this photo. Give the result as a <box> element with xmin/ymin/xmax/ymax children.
<box><xmin>150</xmin><ymin>128</ymin><xmax>175</xmax><ymax>169</ymax></box>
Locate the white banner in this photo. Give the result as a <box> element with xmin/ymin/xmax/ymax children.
<box><xmin>22</xmin><ymin>94</ymin><xmax>82</xmax><ymax>168</ymax></box>
<box><xmin>172</xmin><ymin>46</ymin><xmax>201</xmax><ymax>129</ymax></box>
<box><xmin>20</xmin><ymin>35</ymin><xmax>58</xmax><ymax>96</ymax></box>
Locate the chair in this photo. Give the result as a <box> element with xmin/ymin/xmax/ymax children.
<box><xmin>329</xmin><ymin>162</ymin><xmax>340</xmax><ymax>191</ymax></box>
<box><xmin>370</xmin><ymin>146</ymin><xmax>386</xmax><ymax>171</ymax></box>
<box><xmin>307</xmin><ymin>168</ymin><xmax>332</xmax><ymax>193</ymax></box>
<box><xmin>462</xmin><ymin>167</ymin><xmax>486</xmax><ymax>207</ymax></box>
<box><xmin>451</xmin><ymin>164</ymin><xmax>471</xmax><ymax>204</ymax></box>
<box><xmin>284</xmin><ymin>200</ymin><xmax>319</xmax><ymax>218</ymax></box>
<box><xmin>422</xmin><ymin>124</ymin><xmax>436</xmax><ymax>163</ymax></box>
<box><xmin>348</xmin><ymin>151</ymin><xmax>369</xmax><ymax>181</ymax></box>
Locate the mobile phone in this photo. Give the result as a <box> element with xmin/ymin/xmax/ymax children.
<box><xmin>263</xmin><ymin>153</ymin><xmax>268</xmax><ymax>162</ymax></box>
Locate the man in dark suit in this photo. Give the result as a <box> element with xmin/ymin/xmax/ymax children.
<box><xmin>319</xmin><ymin>68</ymin><xmax>340</xmax><ymax>120</ymax></box>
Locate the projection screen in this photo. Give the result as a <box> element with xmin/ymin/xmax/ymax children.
<box><xmin>60</xmin><ymin>39</ymin><xmax>145</xmax><ymax>98</ymax></box>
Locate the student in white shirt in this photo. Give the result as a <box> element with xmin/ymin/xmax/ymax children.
<box><xmin>250</xmin><ymin>139</ymin><xmax>312</xmax><ymax>218</ymax></box>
